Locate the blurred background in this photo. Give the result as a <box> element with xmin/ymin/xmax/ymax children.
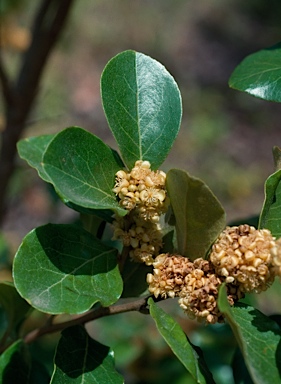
<box><xmin>1</xmin><ymin>1</ymin><xmax>281</xmax><ymax>383</ymax></box>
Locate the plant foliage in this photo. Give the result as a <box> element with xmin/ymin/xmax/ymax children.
<box><xmin>0</xmin><ymin>48</ymin><xmax>280</xmax><ymax>383</ymax></box>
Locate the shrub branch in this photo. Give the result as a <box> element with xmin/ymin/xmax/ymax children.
<box><xmin>23</xmin><ymin>296</ymin><xmax>151</xmax><ymax>345</ymax></box>
<box><xmin>0</xmin><ymin>0</ymin><xmax>75</xmax><ymax>224</ymax></box>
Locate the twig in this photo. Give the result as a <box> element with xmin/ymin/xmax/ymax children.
<box><xmin>23</xmin><ymin>296</ymin><xmax>151</xmax><ymax>345</ymax></box>
<box><xmin>0</xmin><ymin>54</ymin><xmax>14</xmax><ymax>106</ymax></box>
<box><xmin>0</xmin><ymin>0</ymin><xmax>74</xmax><ymax>224</ymax></box>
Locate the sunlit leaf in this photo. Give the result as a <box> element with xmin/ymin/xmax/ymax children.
<box><xmin>259</xmin><ymin>169</ymin><xmax>281</xmax><ymax>237</ymax></box>
<box><xmin>149</xmin><ymin>298</ymin><xmax>215</xmax><ymax>384</ymax></box>
<box><xmin>17</xmin><ymin>134</ymin><xmax>55</xmax><ymax>182</ymax></box>
<box><xmin>0</xmin><ymin>340</ymin><xmax>30</xmax><ymax>384</ymax></box>
<box><xmin>166</xmin><ymin>169</ymin><xmax>226</xmax><ymax>260</ymax></box>
<box><xmin>13</xmin><ymin>224</ymin><xmax>123</xmax><ymax>314</ymax></box>
<box><xmin>101</xmin><ymin>50</ymin><xmax>182</xmax><ymax>169</ymax></box>
<box><xmin>229</xmin><ymin>43</ymin><xmax>281</xmax><ymax>102</ymax></box>
<box><xmin>218</xmin><ymin>285</ymin><xmax>281</xmax><ymax>384</ymax></box>
<box><xmin>42</xmin><ymin>127</ymin><xmax>127</xmax><ymax>216</ymax></box>
<box><xmin>50</xmin><ymin>326</ymin><xmax>124</xmax><ymax>384</ymax></box>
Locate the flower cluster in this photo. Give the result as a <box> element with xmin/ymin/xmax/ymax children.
<box><xmin>113</xmin><ymin>160</ymin><xmax>168</xmax><ymax>222</ymax></box>
<box><xmin>112</xmin><ymin>213</ymin><xmax>162</xmax><ymax>265</ymax></box>
<box><xmin>113</xmin><ymin>160</ymin><xmax>168</xmax><ymax>264</ymax></box>
<box><xmin>270</xmin><ymin>237</ymin><xmax>281</xmax><ymax>276</ymax></box>
<box><xmin>147</xmin><ymin>254</ymin><xmax>228</xmax><ymax>324</ymax></box>
<box><xmin>210</xmin><ymin>225</ymin><xmax>276</xmax><ymax>293</ymax></box>
<box><xmin>147</xmin><ymin>225</ymin><xmax>280</xmax><ymax>325</ymax></box>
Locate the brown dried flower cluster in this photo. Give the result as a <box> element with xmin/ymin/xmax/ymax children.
<box><xmin>147</xmin><ymin>254</ymin><xmax>194</xmax><ymax>298</ymax></box>
<box><xmin>113</xmin><ymin>160</ymin><xmax>168</xmax><ymax>264</ymax></box>
<box><xmin>147</xmin><ymin>254</ymin><xmax>229</xmax><ymax>324</ymax></box>
<box><xmin>210</xmin><ymin>225</ymin><xmax>276</xmax><ymax>293</ymax></box>
<box><xmin>147</xmin><ymin>225</ymin><xmax>279</xmax><ymax>324</ymax></box>
<box><xmin>113</xmin><ymin>160</ymin><xmax>168</xmax><ymax>222</ymax></box>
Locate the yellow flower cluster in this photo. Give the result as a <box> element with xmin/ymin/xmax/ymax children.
<box><xmin>113</xmin><ymin>160</ymin><xmax>168</xmax><ymax>222</ymax></box>
<box><xmin>113</xmin><ymin>160</ymin><xmax>168</xmax><ymax>265</ymax></box>
<box><xmin>210</xmin><ymin>225</ymin><xmax>276</xmax><ymax>293</ymax></box>
<box><xmin>113</xmin><ymin>213</ymin><xmax>162</xmax><ymax>265</ymax></box>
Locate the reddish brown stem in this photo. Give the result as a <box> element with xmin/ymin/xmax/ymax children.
<box><xmin>23</xmin><ymin>297</ymin><xmax>150</xmax><ymax>345</ymax></box>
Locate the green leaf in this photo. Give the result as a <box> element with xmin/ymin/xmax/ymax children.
<box><xmin>148</xmin><ymin>298</ymin><xmax>215</xmax><ymax>384</ymax></box>
<box><xmin>13</xmin><ymin>224</ymin><xmax>123</xmax><ymax>314</ymax></box>
<box><xmin>218</xmin><ymin>285</ymin><xmax>281</xmax><ymax>384</ymax></box>
<box><xmin>232</xmin><ymin>347</ymin><xmax>254</xmax><ymax>384</ymax></box>
<box><xmin>17</xmin><ymin>134</ymin><xmax>55</xmax><ymax>182</ymax></box>
<box><xmin>259</xmin><ymin>169</ymin><xmax>281</xmax><ymax>237</ymax></box>
<box><xmin>0</xmin><ymin>340</ymin><xmax>30</xmax><ymax>384</ymax></box>
<box><xmin>51</xmin><ymin>326</ymin><xmax>124</xmax><ymax>384</ymax></box>
<box><xmin>101</xmin><ymin>50</ymin><xmax>182</xmax><ymax>169</ymax></box>
<box><xmin>0</xmin><ymin>282</ymin><xmax>30</xmax><ymax>337</ymax></box>
<box><xmin>229</xmin><ymin>43</ymin><xmax>281</xmax><ymax>102</ymax></box>
<box><xmin>121</xmin><ymin>258</ymin><xmax>151</xmax><ymax>298</ymax></box>
<box><xmin>42</xmin><ymin>127</ymin><xmax>127</xmax><ymax>216</ymax></box>
<box><xmin>166</xmin><ymin>169</ymin><xmax>226</xmax><ymax>260</ymax></box>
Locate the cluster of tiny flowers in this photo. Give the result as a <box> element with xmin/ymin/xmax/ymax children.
<box><xmin>113</xmin><ymin>160</ymin><xmax>168</xmax><ymax>265</ymax></box>
<box><xmin>210</xmin><ymin>225</ymin><xmax>276</xmax><ymax>294</ymax></box>
<box><xmin>113</xmin><ymin>160</ymin><xmax>168</xmax><ymax>222</ymax></box>
<box><xmin>270</xmin><ymin>238</ymin><xmax>281</xmax><ymax>276</ymax></box>
<box><xmin>147</xmin><ymin>254</ymin><xmax>229</xmax><ymax>324</ymax></box>
<box><xmin>112</xmin><ymin>213</ymin><xmax>162</xmax><ymax>265</ymax></box>
<box><xmin>147</xmin><ymin>225</ymin><xmax>280</xmax><ymax>325</ymax></box>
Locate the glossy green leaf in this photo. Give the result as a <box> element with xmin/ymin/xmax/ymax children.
<box><xmin>0</xmin><ymin>340</ymin><xmax>30</xmax><ymax>384</ymax></box>
<box><xmin>13</xmin><ymin>224</ymin><xmax>123</xmax><ymax>314</ymax></box>
<box><xmin>42</xmin><ymin>127</ymin><xmax>127</xmax><ymax>216</ymax></box>
<box><xmin>149</xmin><ymin>298</ymin><xmax>215</xmax><ymax>384</ymax></box>
<box><xmin>0</xmin><ymin>282</ymin><xmax>30</xmax><ymax>337</ymax></box>
<box><xmin>17</xmin><ymin>134</ymin><xmax>55</xmax><ymax>182</ymax></box>
<box><xmin>229</xmin><ymin>43</ymin><xmax>281</xmax><ymax>102</ymax></box>
<box><xmin>166</xmin><ymin>169</ymin><xmax>226</xmax><ymax>260</ymax></box>
<box><xmin>259</xmin><ymin>169</ymin><xmax>281</xmax><ymax>237</ymax></box>
<box><xmin>101</xmin><ymin>50</ymin><xmax>182</xmax><ymax>169</ymax></box>
<box><xmin>50</xmin><ymin>326</ymin><xmax>124</xmax><ymax>384</ymax></box>
<box><xmin>218</xmin><ymin>285</ymin><xmax>281</xmax><ymax>384</ymax></box>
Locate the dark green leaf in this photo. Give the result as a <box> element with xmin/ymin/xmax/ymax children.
<box><xmin>13</xmin><ymin>224</ymin><xmax>123</xmax><ymax>314</ymax></box>
<box><xmin>50</xmin><ymin>326</ymin><xmax>123</xmax><ymax>384</ymax></box>
<box><xmin>0</xmin><ymin>340</ymin><xmax>30</xmax><ymax>384</ymax></box>
<box><xmin>218</xmin><ymin>285</ymin><xmax>281</xmax><ymax>384</ymax></box>
<box><xmin>229</xmin><ymin>43</ymin><xmax>281</xmax><ymax>102</ymax></box>
<box><xmin>149</xmin><ymin>298</ymin><xmax>215</xmax><ymax>384</ymax></box>
<box><xmin>42</xmin><ymin>127</ymin><xmax>127</xmax><ymax>216</ymax></box>
<box><xmin>101</xmin><ymin>50</ymin><xmax>182</xmax><ymax>169</ymax></box>
<box><xmin>166</xmin><ymin>169</ymin><xmax>226</xmax><ymax>260</ymax></box>
<box><xmin>161</xmin><ymin>229</ymin><xmax>176</xmax><ymax>253</ymax></box>
<box><xmin>121</xmin><ymin>258</ymin><xmax>151</xmax><ymax>298</ymax></box>
<box><xmin>232</xmin><ymin>347</ymin><xmax>254</xmax><ymax>384</ymax></box>
<box><xmin>17</xmin><ymin>134</ymin><xmax>55</xmax><ymax>182</ymax></box>
<box><xmin>259</xmin><ymin>169</ymin><xmax>281</xmax><ymax>237</ymax></box>
<box><xmin>0</xmin><ymin>234</ymin><xmax>9</xmax><ymax>266</ymax></box>
<box><xmin>0</xmin><ymin>282</ymin><xmax>30</xmax><ymax>337</ymax></box>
